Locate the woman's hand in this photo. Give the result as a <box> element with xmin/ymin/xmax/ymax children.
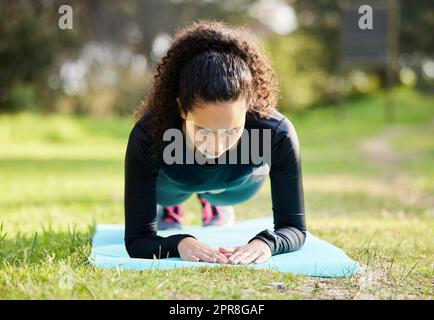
<box><xmin>178</xmin><ymin>237</ymin><xmax>229</xmax><ymax>264</ymax></box>
<box><xmin>218</xmin><ymin>239</ymin><xmax>272</xmax><ymax>265</ymax></box>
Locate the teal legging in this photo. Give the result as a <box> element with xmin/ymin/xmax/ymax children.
<box><xmin>156</xmin><ymin>167</ymin><xmax>267</xmax><ymax>206</ymax></box>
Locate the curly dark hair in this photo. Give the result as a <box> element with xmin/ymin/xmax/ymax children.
<box><xmin>134</xmin><ymin>19</ymin><xmax>281</xmax><ymax>158</ymax></box>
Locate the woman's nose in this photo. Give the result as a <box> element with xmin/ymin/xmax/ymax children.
<box><xmin>207</xmin><ymin>137</ymin><xmax>228</xmax><ymax>152</ymax></box>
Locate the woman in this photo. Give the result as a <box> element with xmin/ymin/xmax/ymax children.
<box><xmin>124</xmin><ymin>20</ymin><xmax>306</xmax><ymax>265</ymax></box>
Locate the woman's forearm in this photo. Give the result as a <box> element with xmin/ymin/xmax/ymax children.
<box><xmin>125</xmin><ymin>234</ymin><xmax>197</xmax><ymax>259</ymax></box>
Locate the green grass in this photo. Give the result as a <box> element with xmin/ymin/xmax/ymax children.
<box><xmin>0</xmin><ymin>88</ymin><xmax>433</xmax><ymax>299</ymax></box>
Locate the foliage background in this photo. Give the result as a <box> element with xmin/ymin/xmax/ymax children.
<box><xmin>1</xmin><ymin>0</ymin><xmax>433</xmax><ymax>116</ymax></box>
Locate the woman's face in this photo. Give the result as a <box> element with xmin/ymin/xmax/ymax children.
<box><xmin>177</xmin><ymin>97</ymin><xmax>248</xmax><ymax>159</ymax></box>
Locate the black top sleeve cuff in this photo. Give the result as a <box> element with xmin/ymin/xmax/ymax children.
<box><xmin>166</xmin><ymin>233</ymin><xmax>198</xmax><ymax>258</ymax></box>
<box><xmin>247</xmin><ymin>227</ymin><xmax>306</xmax><ymax>256</ymax></box>
<box><xmin>248</xmin><ymin>229</ymin><xmax>278</xmax><ymax>255</ymax></box>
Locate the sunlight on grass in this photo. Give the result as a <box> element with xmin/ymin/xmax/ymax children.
<box><xmin>1</xmin><ymin>88</ymin><xmax>433</xmax><ymax>299</ymax></box>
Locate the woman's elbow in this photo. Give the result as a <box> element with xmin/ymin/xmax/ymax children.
<box><xmin>291</xmin><ymin>227</ymin><xmax>306</xmax><ymax>251</ymax></box>
<box><xmin>124</xmin><ymin>238</ymin><xmax>149</xmax><ymax>259</ymax></box>
<box><xmin>125</xmin><ymin>240</ymin><xmax>137</xmax><ymax>258</ymax></box>
<box><xmin>299</xmin><ymin>230</ymin><xmax>307</xmax><ymax>248</ymax></box>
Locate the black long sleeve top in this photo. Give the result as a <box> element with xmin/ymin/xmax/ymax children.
<box><xmin>124</xmin><ymin>108</ymin><xmax>307</xmax><ymax>259</ymax></box>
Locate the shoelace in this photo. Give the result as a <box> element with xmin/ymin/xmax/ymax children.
<box><xmin>162</xmin><ymin>205</ymin><xmax>184</xmax><ymax>223</ymax></box>
<box><xmin>198</xmin><ymin>197</ymin><xmax>222</xmax><ymax>225</ymax></box>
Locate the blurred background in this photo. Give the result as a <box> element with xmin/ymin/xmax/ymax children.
<box><xmin>0</xmin><ymin>0</ymin><xmax>433</xmax><ymax>299</ymax></box>
<box><xmin>1</xmin><ymin>0</ymin><xmax>433</xmax><ymax>116</ymax></box>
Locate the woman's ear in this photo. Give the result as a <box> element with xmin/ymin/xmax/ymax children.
<box><xmin>176</xmin><ymin>97</ymin><xmax>187</xmax><ymax>120</ymax></box>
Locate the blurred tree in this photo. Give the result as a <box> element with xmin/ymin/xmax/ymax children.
<box><xmin>400</xmin><ymin>0</ymin><xmax>434</xmax><ymax>55</ymax></box>
<box><xmin>1</xmin><ymin>0</ymin><xmax>433</xmax><ymax>114</ymax></box>
<box><xmin>0</xmin><ymin>0</ymin><xmax>80</xmax><ymax>111</ymax></box>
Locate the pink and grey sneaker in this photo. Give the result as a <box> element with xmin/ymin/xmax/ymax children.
<box><xmin>197</xmin><ymin>194</ymin><xmax>235</xmax><ymax>227</ymax></box>
<box><xmin>156</xmin><ymin>204</ymin><xmax>185</xmax><ymax>230</ymax></box>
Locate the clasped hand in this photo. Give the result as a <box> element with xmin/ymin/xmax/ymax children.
<box><xmin>178</xmin><ymin>237</ymin><xmax>271</xmax><ymax>265</ymax></box>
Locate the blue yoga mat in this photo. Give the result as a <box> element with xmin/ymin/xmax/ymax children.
<box><xmin>88</xmin><ymin>217</ymin><xmax>359</xmax><ymax>277</ymax></box>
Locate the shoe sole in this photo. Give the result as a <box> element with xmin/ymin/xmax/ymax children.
<box><xmin>203</xmin><ymin>206</ymin><xmax>235</xmax><ymax>228</ymax></box>
<box><xmin>156</xmin><ymin>204</ymin><xmax>183</xmax><ymax>230</ymax></box>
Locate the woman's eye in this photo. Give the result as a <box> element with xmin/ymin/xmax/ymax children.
<box><xmin>224</xmin><ymin>128</ymin><xmax>239</xmax><ymax>135</ymax></box>
<box><xmin>197</xmin><ymin>128</ymin><xmax>212</xmax><ymax>135</ymax></box>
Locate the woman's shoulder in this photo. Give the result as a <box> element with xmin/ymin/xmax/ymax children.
<box><xmin>129</xmin><ymin>112</ymin><xmax>152</xmax><ymax>142</ymax></box>
<box><xmin>245</xmin><ymin>108</ymin><xmax>296</xmax><ymax>136</ymax></box>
